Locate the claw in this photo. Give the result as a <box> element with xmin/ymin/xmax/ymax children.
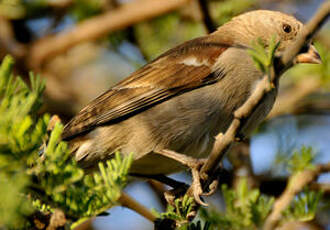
<box><xmin>194</xmin><ymin>192</ymin><xmax>208</xmax><ymax>206</ymax></box>
<box><xmin>202</xmin><ymin>179</ymin><xmax>219</xmax><ymax>196</ymax></box>
<box><xmin>191</xmin><ymin>165</ymin><xmax>209</xmax><ymax>206</ymax></box>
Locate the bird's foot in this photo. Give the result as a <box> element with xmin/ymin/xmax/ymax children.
<box><xmin>188</xmin><ymin>161</ymin><xmax>219</xmax><ymax>206</ymax></box>
<box><xmin>155</xmin><ymin>149</ymin><xmax>219</xmax><ymax>206</ymax></box>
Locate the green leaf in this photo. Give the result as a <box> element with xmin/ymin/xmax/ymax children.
<box><xmin>287</xmin><ymin>146</ymin><xmax>316</xmax><ymax>173</ymax></box>
<box><xmin>0</xmin><ymin>55</ymin><xmax>14</xmax><ymax>97</ymax></box>
<box><xmin>282</xmin><ymin>189</ymin><xmax>322</xmax><ymax>222</ymax></box>
<box><xmin>211</xmin><ymin>0</ymin><xmax>257</xmax><ymax>26</ymax></box>
<box><xmin>156</xmin><ymin>194</ymin><xmax>196</xmax><ymax>227</ymax></box>
<box><xmin>200</xmin><ymin>177</ymin><xmax>274</xmax><ymax>230</ymax></box>
<box><xmin>248</xmin><ymin>36</ymin><xmax>280</xmax><ymax>75</ymax></box>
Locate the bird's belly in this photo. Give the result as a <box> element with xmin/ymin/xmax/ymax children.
<box><xmin>240</xmin><ymin>88</ymin><xmax>277</xmax><ymax>136</ymax></box>
<box><xmin>129</xmin><ymin>132</ymin><xmax>214</xmax><ymax>175</ymax></box>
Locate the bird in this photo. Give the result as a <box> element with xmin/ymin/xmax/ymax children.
<box><xmin>61</xmin><ymin>10</ymin><xmax>321</xmax><ymax>193</ymax></box>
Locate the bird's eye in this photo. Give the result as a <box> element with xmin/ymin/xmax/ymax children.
<box><xmin>282</xmin><ymin>23</ymin><xmax>292</xmax><ymax>33</ymax></box>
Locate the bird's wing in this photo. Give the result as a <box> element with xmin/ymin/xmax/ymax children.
<box><xmin>62</xmin><ymin>36</ymin><xmax>232</xmax><ymax>140</ymax></box>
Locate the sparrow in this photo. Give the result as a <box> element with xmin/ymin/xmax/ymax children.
<box><xmin>62</xmin><ymin>10</ymin><xmax>321</xmax><ymax>178</ymax></box>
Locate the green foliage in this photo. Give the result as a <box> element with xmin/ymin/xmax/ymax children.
<box><xmin>0</xmin><ymin>55</ymin><xmax>47</xmax><ymax>228</ymax></box>
<box><xmin>134</xmin><ymin>0</ymin><xmax>257</xmax><ymax>60</ymax></box>
<box><xmin>154</xmin><ymin>195</ymin><xmax>211</xmax><ymax>230</ymax></box>
<box><xmin>314</xmin><ymin>42</ymin><xmax>330</xmax><ymax>84</ymax></box>
<box><xmin>211</xmin><ymin>0</ymin><xmax>257</xmax><ymax>26</ymax></box>
<box><xmin>281</xmin><ymin>146</ymin><xmax>322</xmax><ymax>224</ymax></box>
<box><xmin>0</xmin><ymin>54</ymin><xmax>46</xmax><ymax>171</ymax></box>
<box><xmin>0</xmin><ymin>0</ymin><xmax>25</xmax><ymax>19</ymax></box>
<box><xmin>248</xmin><ymin>36</ymin><xmax>280</xmax><ymax>75</ymax></box>
<box><xmin>154</xmin><ymin>195</ymin><xmax>195</xmax><ymax>226</ymax></box>
<box><xmin>0</xmin><ymin>55</ymin><xmax>133</xmax><ymax>229</ymax></box>
<box><xmin>108</xmin><ymin>30</ymin><xmax>131</xmax><ymax>49</ymax></box>
<box><xmin>0</xmin><ymin>64</ymin><xmax>47</xmax><ymax>169</ymax></box>
<box><xmin>282</xmin><ymin>189</ymin><xmax>322</xmax><ymax>222</ymax></box>
<box><xmin>0</xmin><ymin>0</ymin><xmax>104</xmax><ymax>19</ymax></box>
<box><xmin>135</xmin><ymin>13</ymin><xmax>205</xmax><ymax>60</ymax></box>
<box><xmin>287</xmin><ymin>146</ymin><xmax>316</xmax><ymax>173</ymax></box>
<box><xmin>0</xmin><ymin>0</ymin><xmax>65</xmax><ymax>19</ymax></box>
<box><xmin>275</xmin><ymin>146</ymin><xmax>317</xmax><ymax>175</ymax></box>
<box><xmin>70</xmin><ymin>0</ymin><xmax>102</xmax><ymax>21</ymax></box>
<box><xmin>157</xmin><ymin>145</ymin><xmax>324</xmax><ymax>229</ymax></box>
<box><xmin>31</xmin><ymin>122</ymin><xmax>133</xmax><ymax>221</ymax></box>
<box><xmin>0</xmin><ymin>172</ymin><xmax>33</xmax><ymax>228</ymax></box>
<box><xmin>200</xmin><ymin>178</ymin><xmax>274</xmax><ymax>230</ymax></box>
<box><xmin>284</xmin><ymin>41</ymin><xmax>330</xmax><ymax>86</ymax></box>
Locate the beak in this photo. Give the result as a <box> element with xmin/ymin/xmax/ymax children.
<box><xmin>295</xmin><ymin>44</ymin><xmax>322</xmax><ymax>64</ymax></box>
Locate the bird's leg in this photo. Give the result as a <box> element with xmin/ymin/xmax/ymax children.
<box><xmin>154</xmin><ymin>149</ymin><xmax>219</xmax><ymax>206</ymax></box>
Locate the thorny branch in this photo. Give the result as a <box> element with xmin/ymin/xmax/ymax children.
<box><xmin>263</xmin><ymin>163</ymin><xmax>330</xmax><ymax>230</ymax></box>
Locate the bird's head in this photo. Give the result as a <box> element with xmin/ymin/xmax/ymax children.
<box><xmin>214</xmin><ymin>10</ymin><xmax>321</xmax><ymax>64</ymax></box>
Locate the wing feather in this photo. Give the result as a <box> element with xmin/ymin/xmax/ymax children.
<box><xmin>62</xmin><ymin>36</ymin><xmax>230</xmax><ymax>140</ymax></box>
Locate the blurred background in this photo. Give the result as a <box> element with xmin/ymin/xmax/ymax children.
<box><xmin>0</xmin><ymin>0</ymin><xmax>329</xmax><ymax>229</ymax></box>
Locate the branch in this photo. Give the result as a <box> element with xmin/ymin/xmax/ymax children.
<box><xmin>198</xmin><ymin>0</ymin><xmax>330</xmax><ymax>188</ymax></box>
<box><xmin>197</xmin><ymin>0</ymin><xmax>217</xmax><ymax>33</ymax></box>
<box><xmin>119</xmin><ymin>192</ymin><xmax>157</xmax><ymax>222</ymax></box>
<box><xmin>292</xmin><ymin>93</ymin><xmax>330</xmax><ymax>115</ymax></box>
<box><xmin>199</xmin><ymin>75</ymin><xmax>276</xmax><ymax>180</ymax></box>
<box><xmin>310</xmin><ymin>182</ymin><xmax>330</xmax><ymax>195</ymax></box>
<box><xmin>28</xmin><ymin>0</ymin><xmax>191</xmax><ymax>68</ymax></box>
<box><xmin>263</xmin><ymin>163</ymin><xmax>330</xmax><ymax>230</ymax></box>
<box><xmin>46</xmin><ymin>0</ymin><xmax>73</xmax><ymax>8</ymax></box>
<box><xmin>0</xmin><ymin>18</ymin><xmax>26</xmax><ymax>59</ymax></box>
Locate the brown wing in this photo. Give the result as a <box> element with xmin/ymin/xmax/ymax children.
<box><xmin>62</xmin><ymin>36</ymin><xmax>231</xmax><ymax>140</ymax></box>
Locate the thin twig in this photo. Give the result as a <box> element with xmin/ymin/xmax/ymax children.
<box><xmin>200</xmin><ymin>75</ymin><xmax>276</xmax><ymax>179</ymax></box>
<box><xmin>263</xmin><ymin>163</ymin><xmax>330</xmax><ymax>230</ymax></box>
<box><xmin>119</xmin><ymin>192</ymin><xmax>157</xmax><ymax>222</ymax></box>
<box><xmin>309</xmin><ymin>182</ymin><xmax>330</xmax><ymax>194</ymax></box>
